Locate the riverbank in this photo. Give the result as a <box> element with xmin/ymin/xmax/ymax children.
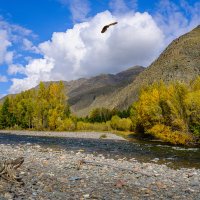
<box><xmin>0</xmin><ymin>130</ymin><xmax>199</xmax><ymax>169</ymax></box>
<box><xmin>0</xmin><ymin>141</ymin><xmax>200</xmax><ymax>199</ymax></box>
<box><xmin>0</xmin><ymin>130</ymin><xmax>126</xmax><ymax>140</ymax></box>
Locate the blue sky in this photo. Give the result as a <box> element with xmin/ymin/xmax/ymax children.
<box><xmin>0</xmin><ymin>0</ymin><xmax>200</xmax><ymax>97</ymax></box>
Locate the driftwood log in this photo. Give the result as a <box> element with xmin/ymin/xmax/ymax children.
<box><xmin>0</xmin><ymin>157</ymin><xmax>24</xmax><ymax>184</ymax></box>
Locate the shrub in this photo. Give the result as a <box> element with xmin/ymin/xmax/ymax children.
<box><xmin>76</xmin><ymin>121</ymin><xmax>91</xmax><ymax>130</ymax></box>
<box><xmin>117</xmin><ymin>118</ymin><xmax>133</xmax><ymax>131</ymax></box>
<box><xmin>56</xmin><ymin>118</ymin><xmax>75</xmax><ymax>131</ymax></box>
<box><xmin>147</xmin><ymin>124</ymin><xmax>193</xmax><ymax>145</ymax></box>
<box><xmin>110</xmin><ymin>115</ymin><xmax>120</xmax><ymax>130</ymax></box>
<box><xmin>110</xmin><ymin>116</ymin><xmax>133</xmax><ymax>131</ymax></box>
<box><xmin>91</xmin><ymin>122</ymin><xmax>111</xmax><ymax>131</ymax></box>
<box><xmin>76</xmin><ymin>121</ymin><xmax>111</xmax><ymax>131</ymax></box>
<box><xmin>190</xmin><ymin>125</ymin><xmax>200</xmax><ymax>137</ymax></box>
<box><xmin>171</xmin><ymin>118</ymin><xmax>187</xmax><ymax>131</ymax></box>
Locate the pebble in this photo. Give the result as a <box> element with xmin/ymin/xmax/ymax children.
<box><xmin>83</xmin><ymin>194</ymin><xmax>90</xmax><ymax>198</ymax></box>
<box><xmin>0</xmin><ymin>132</ymin><xmax>199</xmax><ymax>200</ymax></box>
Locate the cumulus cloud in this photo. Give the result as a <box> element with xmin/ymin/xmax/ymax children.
<box><xmin>59</xmin><ymin>0</ymin><xmax>90</xmax><ymax>22</ymax></box>
<box><xmin>9</xmin><ymin>58</ymin><xmax>54</xmax><ymax>92</ymax></box>
<box><xmin>0</xmin><ymin>75</ymin><xmax>8</xmax><ymax>82</ymax></box>
<box><xmin>9</xmin><ymin>10</ymin><xmax>164</xmax><ymax>93</ymax></box>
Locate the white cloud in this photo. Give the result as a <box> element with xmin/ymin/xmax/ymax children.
<box><xmin>9</xmin><ymin>10</ymin><xmax>164</xmax><ymax>93</ymax></box>
<box><xmin>109</xmin><ymin>0</ymin><xmax>137</xmax><ymax>14</ymax></box>
<box><xmin>22</xmin><ymin>38</ymin><xmax>39</xmax><ymax>53</ymax></box>
<box><xmin>0</xmin><ymin>17</ymin><xmax>37</xmax><ymax>68</ymax></box>
<box><xmin>0</xmin><ymin>30</ymin><xmax>12</xmax><ymax>64</ymax></box>
<box><xmin>8</xmin><ymin>64</ymin><xmax>25</xmax><ymax>75</ymax></box>
<box><xmin>0</xmin><ymin>75</ymin><xmax>8</xmax><ymax>82</ymax></box>
<box><xmin>154</xmin><ymin>0</ymin><xmax>200</xmax><ymax>44</ymax></box>
<box><xmin>9</xmin><ymin>58</ymin><xmax>54</xmax><ymax>92</ymax></box>
<box><xmin>59</xmin><ymin>0</ymin><xmax>90</xmax><ymax>22</ymax></box>
<box><xmin>0</xmin><ymin>17</ymin><xmax>35</xmax><ymax>44</ymax></box>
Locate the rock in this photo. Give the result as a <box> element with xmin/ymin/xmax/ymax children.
<box><xmin>155</xmin><ymin>181</ymin><xmax>167</xmax><ymax>189</ymax></box>
<box><xmin>4</xmin><ymin>193</ymin><xmax>13</xmax><ymax>200</ymax></box>
<box><xmin>0</xmin><ymin>133</ymin><xmax>199</xmax><ymax>200</ymax></box>
<box><xmin>83</xmin><ymin>194</ymin><xmax>90</xmax><ymax>198</ymax></box>
<box><xmin>69</xmin><ymin>176</ymin><xmax>82</xmax><ymax>181</ymax></box>
<box><xmin>114</xmin><ymin>180</ymin><xmax>127</xmax><ymax>188</ymax></box>
<box><xmin>151</xmin><ymin>158</ymin><xmax>159</xmax><ymax>162</ymax></box>
<box><xmin>190</xmin><ymin>180</ymin><xmax>199</xmax><ymax>187</ymax></box>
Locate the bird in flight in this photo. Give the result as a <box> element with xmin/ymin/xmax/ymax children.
<box><xmin>101</xmin><ymin>22</ymin><xmax>118</xmax><ymax>33</ymax></box>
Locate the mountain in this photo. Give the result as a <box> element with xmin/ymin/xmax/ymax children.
<box><xmin>66</xmin><ymin>66</ymin><xmax>144</xmax><ymax>116</ymax></box>
<box><xmin>0</xmin><ymin>66</ymin><xmax>144</xmax><ymax>116</ymax></box>
<box><xmin>103</xmin><ymin>25</ymin><xmax>200</xmax><ymax>110</ymax></box>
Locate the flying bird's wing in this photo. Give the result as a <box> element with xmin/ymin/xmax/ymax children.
<box><xmin>108</xmin><ymin>22</ymin><xmax>118</xmax><ymax>26</ymax></box>
<box><xmin>101</xmin><ymin>22</ymin><xmax>118</xmax><ymax>33</ymax></box>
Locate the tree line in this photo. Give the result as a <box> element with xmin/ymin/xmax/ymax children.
<box><xmin>1</xmin><ymin>78</ymin><xmax>200</xmax><ymax>145</ymax></box>
<box><xmin>0</xmin><ymin>82</ymin><xmax>70</xmax><ymax>130</ymax></box>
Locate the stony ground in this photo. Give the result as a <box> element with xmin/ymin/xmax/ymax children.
<box><xmin>0</xmin><ymin>141</ymin><xmax>200</xmax><ymax>200</ymax></box>
<box><xmin>0</xmin><ymin>130</ymin><xmax>126</xmax><ymax>140</ymax></box>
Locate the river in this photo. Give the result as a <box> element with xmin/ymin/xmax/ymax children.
<box><xmin>0</xmin><ymin>132</ymin><xmax>199</xmax><ymax>169</ymax></box>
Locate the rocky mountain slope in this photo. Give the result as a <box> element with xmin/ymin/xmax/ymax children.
<box><xmin>65</xmin><ymin>66</ymin><xmax>144</xmax><ymax>116</ymax></box>
<box><xmin>103</xmin><ymin>25</ymin><xmax>200</xmax><ymax>110</ymax></box>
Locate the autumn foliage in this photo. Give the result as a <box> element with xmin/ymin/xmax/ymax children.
<box><xmin>0</xmin><ymin>82</ymin><xmax>70</xmax><ymax>131</ymax></box>
<box><xmin>130</xmin><ymin>79</ymin><xmax>200</xmax><ymax>144</ymax></box>
<box><xmin>1</xmin><ymin>78</ymin><xmax>200</xmax><ymax>145</ymax></box>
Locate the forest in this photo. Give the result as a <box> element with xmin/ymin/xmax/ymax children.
<box><xmin>1</xmin><ymin>78</ymin><xmax>200</xmax><ymax>145</ymax></box>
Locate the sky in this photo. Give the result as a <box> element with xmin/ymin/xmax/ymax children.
<box><xmin>0</xmin><ymin>0</ymin><xmax>200</xmax><ymax>97</ymax></box>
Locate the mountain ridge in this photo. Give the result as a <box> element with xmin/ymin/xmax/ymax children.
<box><xmin>103</xmin><ymin>25</ymin><xmax>200</xmax><ymax>110</ymax></box>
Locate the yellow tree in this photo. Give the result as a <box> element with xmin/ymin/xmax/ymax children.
<box><xmin>48</xmin><ymin>81</ymin><xmax>68</xmax><ymax>130</ymax></box>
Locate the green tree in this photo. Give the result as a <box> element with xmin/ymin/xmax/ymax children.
<box><xmin>0</xmin><ymin>97</ymin><xmax>13</xmax><ymax>128</ymax></box>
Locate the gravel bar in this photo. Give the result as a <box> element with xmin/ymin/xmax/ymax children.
<box><xmin>0</xmin><ymin>131</ymin><xmax>199</xmax><ymax>200</ymax></box>
<box><xmin>0</xmin><ymin>130</ymin><xmax>126</xmax><ymax>140</ymax></box>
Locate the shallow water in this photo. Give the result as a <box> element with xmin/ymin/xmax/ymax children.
<box><xmin>0</xmin><ymin>132</ymin><xmax>199</xmax><ymax>169</ymax></box>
